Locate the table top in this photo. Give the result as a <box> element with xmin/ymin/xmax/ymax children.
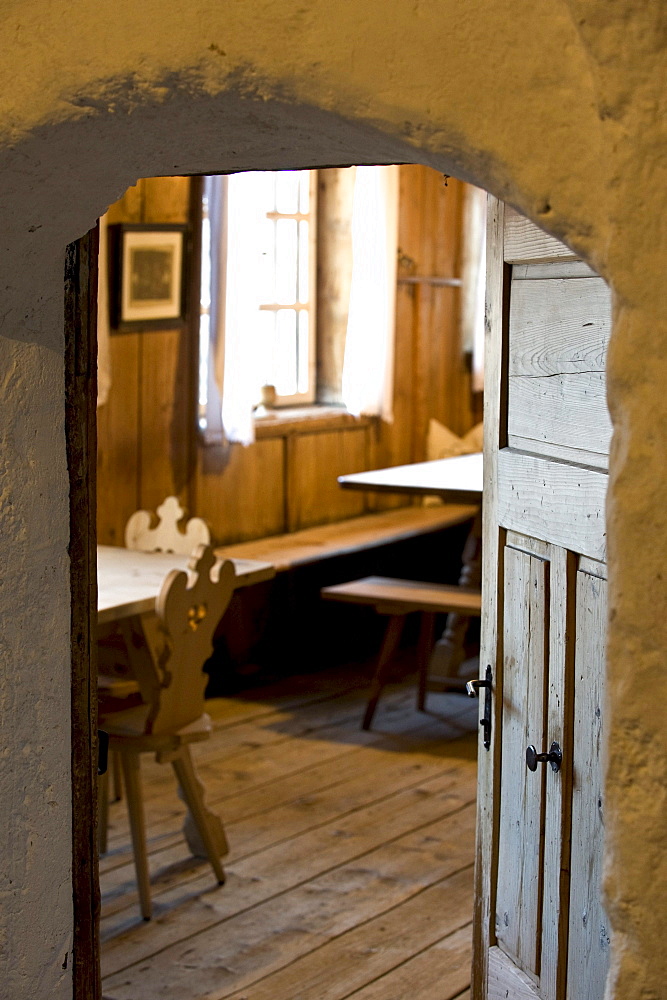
<box><xmin>97</xmin><ymin>546</ymin><xmax>275</xmax><ymax>624</ymax></box>
<box><xmin>338</xmin><ymin>452</ymin><xmax>483</xmax><ymax>503</ymax></box>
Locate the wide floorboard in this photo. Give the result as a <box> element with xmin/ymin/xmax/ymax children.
<box><xmin>100</xmin><ymin>664</ymin><xmax>478</xmax><ymax>1000</ymax></box>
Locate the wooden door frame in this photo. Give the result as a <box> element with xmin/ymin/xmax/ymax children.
<box><xmin>65</xmin><ymin>227</ymin><xmax>102</xmax><ymax>999</ymax></box>
<box><xmin>471</xmin><ymin>195</ymin><xmax>507</xmax><ymax>999</ymax></box>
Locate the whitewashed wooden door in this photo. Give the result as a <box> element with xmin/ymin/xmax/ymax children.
<box><xmin>471</xmin><ymin>201</ymin><xmax>612</xmax><ymax>1000</ymax></box>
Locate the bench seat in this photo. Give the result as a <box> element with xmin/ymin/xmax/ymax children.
<box><xmin>321</xmin><ymin>574</ymin><xmax>481</xmax><ymax>729</ymax></box>
<box><xmin>214</xmin><ymin>504</ymin><xmax>478</xmax><ymax>573</ymax></box>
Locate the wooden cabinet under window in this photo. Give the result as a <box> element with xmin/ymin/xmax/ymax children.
<box><xmin>474</xmin><ymin>201</ymin><xmax>612</xmax><ymax>1000</ymax></box>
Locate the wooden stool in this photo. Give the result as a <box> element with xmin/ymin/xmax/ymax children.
<box><xmin>321</xmin><ymin>576</ymin><xmax>482</xmax><ymax>729</ymax></box>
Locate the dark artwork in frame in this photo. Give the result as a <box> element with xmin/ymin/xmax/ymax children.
<box><xmin>109</xmin><ymin>223</ymin><xmax>188</xmax><ymax>331</ymax></box>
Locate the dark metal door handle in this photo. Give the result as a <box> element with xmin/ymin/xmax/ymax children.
<box><xmin>466</xmin><ymin>664</ymin><xmax>492</xmax><ymax>751</ymax></box>
<box><xmin>97</xmin><ymin>730</ymin><xmax>109</xmax><ymax>776</ymax></box>
<box><xmin>526</xmin><ymin>741</ymin><xmax>562</xmax><ymax>773</ymax></box>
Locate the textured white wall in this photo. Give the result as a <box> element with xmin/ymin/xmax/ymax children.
<box><xmin>0</xmin><ymin>2</ymin><xmax>664</xmax><ymax>997</ymax></box>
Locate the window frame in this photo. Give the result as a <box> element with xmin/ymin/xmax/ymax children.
<box><xmin>198</xmin><ymin>170</ymin><xmax>319</xmax><ymax>443</ymax></box>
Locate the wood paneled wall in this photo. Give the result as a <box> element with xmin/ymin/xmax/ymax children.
<box><xmin>97</xmin><ymin>166</ymin><xmax>479</xmax><ymax>546</ymax></box>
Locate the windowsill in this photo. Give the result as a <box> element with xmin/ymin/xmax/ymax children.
<box><xmin>253</xmin><ymin>404</ymin><xmax>373</xmax><ymax>439</ymax></box>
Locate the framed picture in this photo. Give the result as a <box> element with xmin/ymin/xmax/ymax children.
<box><xmin>110</xmin><ymin>224</ymin><xmax>187</xmax><ymax>330</ymax></box>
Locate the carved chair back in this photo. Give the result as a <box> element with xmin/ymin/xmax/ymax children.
<box><xmin>125</xmin><ymin>496</ymin><xmax>210</xmax><ymax>554</ymax></box>
<box><xmin>146</xmin><ymin>545</ymin><xmax>236</xmax><ymax>735</ymax></box>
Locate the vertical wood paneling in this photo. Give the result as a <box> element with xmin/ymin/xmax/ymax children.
<box><xmin>139</xmin><ymin>328</ymin><xmax>191</xmax><ymax>511</ymax></box>
<box><xmin>104</xmin><ymin>182</ymin><xmax>143</xmax><ymax>224</ymax></box>
<box><xmin>142</xmin><ymin>176</ymin><xmax>191</xmax><ymax>223</ymax></box>
<box><xmin>196</xmin><ymin>438</ymin><xmax>286</xmax><ymax>544</ymax></box>
<box><xmin>288</xmin><ymin>429</ymin><xmax>367</xmax><ymax>531</ymax></box>
<box><xmin>96</xmin><ymin>333</ymin><xmax>141</xmax><ymax>544</ymax></box>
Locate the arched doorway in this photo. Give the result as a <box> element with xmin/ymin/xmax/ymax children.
<box><xmin>2</xmin><ymin>8</ymin><xmax>666</xmax><ymax>999</ymax></box>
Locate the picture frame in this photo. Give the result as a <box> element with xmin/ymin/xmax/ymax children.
<box><xmin>110</xmin><ymin>224</ymin><xmax>188</xmax><ymax>330</ymax></box>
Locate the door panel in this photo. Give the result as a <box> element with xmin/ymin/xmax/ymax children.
<box><xmin>496</xmin><ymin>545</ymin><xmax>549</xmax><ymax>979</ymax></box>
<box><xmin>507</xmin><ymin>273</ymin><xmax>612</xmax><ymax>467</ymax></box>
<box><xmin>567</xmin><ymin>561</ymin><xmax>609</xmax><ymax>999</ymax></box>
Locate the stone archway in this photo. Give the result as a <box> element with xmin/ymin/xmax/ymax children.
<box><xmin>1</xmin><ymin>4</ymin><xmax>666</xmax><ymax>999</ymax></box>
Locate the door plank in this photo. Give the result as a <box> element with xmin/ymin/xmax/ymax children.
<box><xmin>503</xmin><ymin>209</ymin><xmax>577</xmax><ymax>265</ymax></box>
<box><xmin>488</xmin><ymin>946</ymin><xmax>541</xmax><ymax>1000</ymax></box>
<box><xmin>497</xmin><ymin>450</ymin><xmax>607</xmax><ymax>561</ymax></box>
<box><xmin>566</xmin><ymin>566</ymin><xmax>610</xmax><ymax>1000</ymax></box>
<box><xmin>540</xmin><ymin>545</ymin><xmax>575</xmax><ymax>1000</ymax></box>
<box><xmin>509</xmin><ymin>371</ymin><xmax>610</xmax><ymax>462</ymax></box>
<box><xmin>495</xmin><ymin>546</ymin><xmax>548</xmax><ymax>978</ymax></box>
<box><xmin>507</xmin><ymin>274</ymin><xmax>611</xmax><ymax>465</ymax></box>
<box><xmin>508</xmin><ymin>275</ymin><xmax>610</xmax><ymax>378</ymax></box>
<box><xmin>472</xmin><ymin>194</ymin><xmax>506</xmax><ymax>1000</ymax></box>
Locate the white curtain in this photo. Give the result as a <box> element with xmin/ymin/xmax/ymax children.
<box><xmin>341</xmin><ymin>165</ymin><xmax>399</xmax><ymax>421</ymax></box>
<box><xmin>216</xmin><ymin>173</ymin><xmax>267</xmax><ymax>445</ymax></box>
<box><xmin>460</xmin><ymin>184</ymin><xmax>487</xmax><ymax>393</ymax></box>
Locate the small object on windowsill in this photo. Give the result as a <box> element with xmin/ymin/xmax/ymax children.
<box><xmin>252</xmin><ymin>384</ymin><xmax>277</xmax><ymax>419</ymax></box>
<box><xmin>260</xmin><ymin>384</ymin><xmax>277</xmax><ymax>408</ymax></box>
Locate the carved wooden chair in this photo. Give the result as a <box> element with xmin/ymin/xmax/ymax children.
<box><xmin>98</xmin><ymin>545</ymin><xmax>235</xmax><ymax>920</ymax></box>
<box><xmin>99</xmin><ymin>497</ymin><xmax>211</xmax><ymax>806</ymax></box>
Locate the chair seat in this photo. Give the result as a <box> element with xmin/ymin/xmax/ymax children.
<box><xmin>102</xmin><ymin>706</ymin><xmax>212</xmax><ymax>749</ymax></box>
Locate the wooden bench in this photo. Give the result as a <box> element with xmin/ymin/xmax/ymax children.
<box><xmin>214</xmin><ymin>504</ymin><xmax>478</xmax><ymax>572</ymax></box>
<box><xmin>321</xmin><ymin>576</ymin><xmax>482</xmax><ymax>729</ymax></box>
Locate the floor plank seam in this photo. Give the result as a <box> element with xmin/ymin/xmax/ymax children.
<box><xmin>102</xmin><ymin>806</ymin><xmax>476</xmax><ymax>973</ymax></box>
<box><xmin>102</xmin><ymin>762</ymin><xmax>476</xmax><ymax>888</ymax></box>
<box><xmin>101</xmin><ymin>785</ymin><xmax>477</xmax><ymax>931</ymax></box>
<box><xmin>102</xmin><ymin>708</ymin><xmax>475</xmax><ymax>857</ymax></box>
<box><xmin>337</xmin><ymin>920</ymin><xmax>474</xmax><ymax>1000</ymax></box>
<box><xmin>189</xmin><ymin>867</ymin><xmax>475</xmax><ymax>1000</ymax></box>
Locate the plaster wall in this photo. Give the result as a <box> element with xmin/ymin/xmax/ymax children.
<box><xmin>0</xmin><ymin>2</ymin><xmax>664</xmax><ymax>998</ymax></box>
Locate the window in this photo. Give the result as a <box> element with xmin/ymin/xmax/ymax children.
<box><xmin>199</xmin><ymin>165</ymin><xmax>399</xmax><ymax>445</ymax></box>
<box><xmin>198</xmin><ymin>170</ymin><xmax>317</xmax><ymax>439</ymax></box>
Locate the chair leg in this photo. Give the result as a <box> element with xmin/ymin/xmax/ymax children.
<box><xmin>172</xmin><ymin>747</ymin><xmax>226</xmax><ymax>884</ymax></box>
<box><xmin>416</xmin><ymin>612</ymin><xmax>437</xmax><ymax>712</ymax></box>
<box><xmin>98</xmin><ymin>768</ymin><xmax>109</xmax><ymax>856</ymax></box>
<box><xmin>362</xmin><ymin>614</ymin><xmax>406</xmax><ymax>731</ymax></box>
<box><xmin>119</xmin><ymin>751</ymin><xmax>152</xmax><ymax>920</ymax></box>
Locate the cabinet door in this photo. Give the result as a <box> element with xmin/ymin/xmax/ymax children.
<box><xmin>473</xmin><ymin>201</ymin><xmax>611</xmax><ymax>1000</ymax></box>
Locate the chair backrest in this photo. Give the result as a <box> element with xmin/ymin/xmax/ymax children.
<box><xmin>125</xmin><ymin>496</ymin><xmax>210</xmax><ymax>554</ymax></box>
<box><xmin>146</xmin><ymin>545</ymin><xmax>236</xmax><ymax>735</ymax></box>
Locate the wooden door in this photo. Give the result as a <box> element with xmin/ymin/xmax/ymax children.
<box><xmin>472</xmin><ymin>201</ymin><xmax>612</xmax><ymax>1000</ymax></box>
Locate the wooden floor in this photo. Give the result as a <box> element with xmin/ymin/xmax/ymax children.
<box><xmin>100</xmin><ymin>662</ymin><xmax>478</xmax><ymax>1000</ymax></box>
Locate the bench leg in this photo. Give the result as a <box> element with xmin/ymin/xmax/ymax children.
<box><xmin>417</xmin><ymin>612</ymin><xmax>437</xmax><ymax>712</ymax></box>
<box><xmin>362</xmin><ymin>614</ymin><xmax>405</xmax><ymax>730</ymax></box>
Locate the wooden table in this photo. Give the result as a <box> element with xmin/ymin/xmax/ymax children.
<box><xmin>338</xmin><ymin>452</ymin><xmax>484</xmax><ymax>678</ymax></box>
<box><xmin>97</xmin><ymin>545</ymin><xmax>275</xmax><ymax>625</ymax></box>
<box><xmin>338</xmin><ymin>452</ymin><xmax>483</xmax><ymax>503</ymax></box>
